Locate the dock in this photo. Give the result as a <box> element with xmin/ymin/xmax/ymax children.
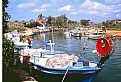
<box><xmin>13</xmin><ymin>67</ymin><xmax>36</xmax><ymax>82</ymax></box>
<box><xmin>3</xmin><ymin>64</ymin><xmax>37</xmax><ymax>82</ymax></box>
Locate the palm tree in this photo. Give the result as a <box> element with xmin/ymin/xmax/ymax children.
<box><xmin>38</xmin><ymin>14</ymin><xmax>44</xmax><ymax>20</ymax></box>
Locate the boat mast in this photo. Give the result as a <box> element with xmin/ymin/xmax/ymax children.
<box><xmin>50</xmin><ymin>24</ymin><xmax>55</xmax><ymax>52</ymax></box>
<box><xmin>52</xmin><ymin>24</ymin><xmax>54</xmax><ymax>43</ymax></box>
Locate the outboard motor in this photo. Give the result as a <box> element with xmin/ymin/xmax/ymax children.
<box><xmin>96</xmin><ymin>37</ymin><xmax>115</xmax><ymax>65</ymax></box>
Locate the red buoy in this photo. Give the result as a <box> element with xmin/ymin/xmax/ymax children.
<box><xmin>105</xmin><ymin>37</ymin><xmax>113</xmax><ymax>51</ymax></box>
<box><xmin>96</xmin><ymin>37</ymin><xmax>113</xmax><ymax>57</ymax></box>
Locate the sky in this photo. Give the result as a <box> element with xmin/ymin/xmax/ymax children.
<box><xmin>6</xmin><ymin>0</ymin><xmax>121</xmax><ymax>23</ymax></box>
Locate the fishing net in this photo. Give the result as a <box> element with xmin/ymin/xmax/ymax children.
<box><xmin>45</xmin><ymin>54</ymin><xmax>78</xmax><ymax>67</ymax></box>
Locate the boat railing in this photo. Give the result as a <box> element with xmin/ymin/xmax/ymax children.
<box><xmin>43</xmin><ymin>40</ymin><xmax>55</xmax><ymax>52</ymax></box>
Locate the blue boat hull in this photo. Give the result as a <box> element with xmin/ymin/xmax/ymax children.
<box><xmin>29</xmin><ymin>63</ymin><xmax>101</xmax><ymax>82</ymax></box>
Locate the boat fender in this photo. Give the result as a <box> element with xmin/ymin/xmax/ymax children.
<box><xmin>69</xmin><ymin>60</ymin><xmax>73</xmax><ymax>67</ymax></box>
<box><xmin>34</xmin><ymin>66</ymin><xmax>37</xmax><ymax>69</ymax></box>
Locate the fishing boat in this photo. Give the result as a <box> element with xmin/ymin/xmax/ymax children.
<box><xmin>12</xmin><ymin>32</ymin><xmax>34</xmax><ymax>64</ymax></box>
<box><xmin>88</xmin><ymin>30</ymin><xmax>105</xmax><ymax>40</ymax></box>
<box><xmin>71</xmin><ymin>32</ymin><xmax>81</xmax><ymax>37</ymax></box>
<box><xmin>88</xmin><ymin>34</ymin><xmax>103</xmax><ymax>40</ymax></box>
<box><xmin>29</xmin><ymin>37</ymin><xmax>115</xmax><ymax>82</ymax></box>
<box><xmin>64</xmin><ymin>31</ymin><xmax>72</xmax><ymax>38</ymax></box>
<box><xmin>71</xmin><ymin>28</ymin><xmax>82</xmax><ymax>37</ymax></box>
<box><xmin>36</xmin><ymin>23</ymin><xmax>51</xmax><ymax>33</ymax></box>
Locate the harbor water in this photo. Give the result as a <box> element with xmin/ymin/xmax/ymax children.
<box><xmin>32</xmin><ymin>31</ymin><xmax>121</xmax><ymax>82</ymax></box>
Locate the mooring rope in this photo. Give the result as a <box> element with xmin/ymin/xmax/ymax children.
<box><xmin>61</xmin><ymin>66</ymin><xmax>70</xmax><ymax>82</ymax></box>
<box><xmin>90</xmin><ymin>52</ymin><xmax>96</xmax><ymax>62</ymax></box>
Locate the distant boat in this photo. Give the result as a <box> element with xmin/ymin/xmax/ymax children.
<box><xmin>88</xmin><ymin>34</ymin><xmax>103</xmax><ymax>40</ymax></box>
<box><xmin>88</xmin><ymin>30</ymin><xmax>105</xmax><ymax>40</ymax></box>
<box><xmin>29</xmin><ymin>37</ymin><xmax>114</xmax><ymax>82</ymax></box>
<box><xmin>71</xmin><ymin>32</ymin><xmax>82</xmax><ymax>37</ymax></box>
<box><xmin>71</xmin><ymin>28</ymin><xmax>82</xmax><ymax>37</ymax></box>
<box><xmin>36</xmin><ymin>23</ymin><xmax>51</xmax><ymax>33</ymax></box>
<box><xmin>37</xmin><ymin>26</ymin><xmax>50</xmax><ymax>33</ymax></box>
<box><xmin>32</xmin><ymin>27</ymin><xmax>40</xmax><ymax>34</ymax></box>
<box><xmin>64</xmin><ymin>31</ymin><xmax>72</xmax><ymax>37</ymax></box>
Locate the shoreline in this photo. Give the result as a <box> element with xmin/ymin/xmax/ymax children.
<box><xmin>105</xmin><ymin>30</ymin><xmax>121</xmax><ymax>37</ymax></box>
<box><xmin>25</xmin><ymin>27</ymin><xmax>121</xmax><ymax>37</ymax></box>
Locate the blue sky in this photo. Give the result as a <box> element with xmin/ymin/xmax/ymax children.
<box><xmin>7</xmin><ymin>0</ymin><xmax>121</xmax><ymax>23</ymax></box>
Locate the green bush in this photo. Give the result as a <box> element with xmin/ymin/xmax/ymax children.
<box><xmin>106</xmin><ymin>27</ymin><xmax>121</xmax><ymax>31</ymax></box>
<box><xmin>8</xmin><ymin>26</ymin><xmax>26</xmax><ymax>32</ymax></box>
<box><xmin>2</xmin><ymin>35</ymin><xmax>14</xmax><ymax>68</ymax></box>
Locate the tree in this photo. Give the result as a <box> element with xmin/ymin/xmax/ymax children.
<box><xmin>47</xmin><ymin>15</ymin><xmax>52</xmax><ymax>26</ymax></box>
<box><xmin>2</xmin><ymin>0</ymin><xmax>11</xmax><ymax>33</ymax></box>
<box><xmin>14</xmin><ymin>20</ymin><xmax>18</xmax><ymax>22</ymax></box>
<box><xmin>3</xmin><ymin>36</ymin><xmax>14</xmax><ymax>68</ymax></box>
<box><xmin>38</xmin><ymin>14</ymin><xmax>44</xmax><ymax>20</ymax></box>
<box><xmin>80</xmin><ymin>20</ymin><xmax>90</xmax><ymax>26</ymax></box>
<box><xmin>22</xmin><ymin>20</ymin><xmax>25</xmax><ymax>22</ymax></box>
<box><xmin>55</xmin><ymin>14</ymin><xmax>68</xmax><ymax>28</ymax></box>
<box><xmin>46</xmin><ymin>14</ymin><xmax>78</xmax><ymax>28</ymax></box>
<box><xmin>2</xmin><ymin>0</ymin><xmax>15</xmax><ymax>69</ymax></box>
<box><xmin>29</xmin><ymin>19</ymin><xmax>34</xmax><ymax>22</ymax></box>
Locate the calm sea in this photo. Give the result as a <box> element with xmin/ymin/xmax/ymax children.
<box><xmin>32</xmin><ymin>31</ymin><xmax>121</xmax><ymax>82</ymax></box>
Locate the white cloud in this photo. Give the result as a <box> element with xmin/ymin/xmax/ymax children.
<box><xmin>102</xmin><ymin>13</ymin><xmax>111</xmax><ymax>17</ymax></box>
<box><xmin>32</xmin><ymin>9</ymin><xmax>46</xmax><ymax>12</ymax></box>
<box><xmin>58</xmin><ymin>5</ymin><xmax>73</xmax><ymax>12</ymax></box>
<box><xmin>78</xmin><ymin>0</ymin><xmax>121</xmax><ymax>17</ymax></box>
<box><xmin>105</xmin><ymin>0</ymin><xmax>121</xmax><ymax>4</ymax></box>
<box><xmin>41</xmin><ymin>4</ymin><xmax>52</xmax><ymax>8</ymax></box>
<box><xmin>80</xmin><ymin>0</ymin><xmax>93</xmax><ymax>8</ymax></box>
<box><xmin>113</xmin><ymin>9</ymin><xmax>121</xmax><ymax>13</ymax></box>
<box><xmin>116</xmin><ymin>14</ymin><xmax>121</xmax><ymax>17</ymax></box>
<box><xmin>21</xmin><ymin>18</ymin><xmax>25</xmax><ymax>21</ymax></box>
<box><xmin>9</xmin><ymin>0</ymin><xmax>16</xmax><ymax>2</ymax></box>
<box><xmin>80</xmin><ymin>0</ymin><xmax>110</xmax><ymax>12</ymax></box>
<box><xmin>17</xmin><ymin>3</ymin><xmax>35</xmax><ymax>9</ymax></box>
<box><xmin>70</xmin><ymin>11</ymin><xmax>78</xmax><ymax>15</ymax></box>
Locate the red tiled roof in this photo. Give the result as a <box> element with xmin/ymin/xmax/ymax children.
<box><xmin>36</xmin><ymin>19</ymin><xmax>43</xmax><ymax>23</ymax></box>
